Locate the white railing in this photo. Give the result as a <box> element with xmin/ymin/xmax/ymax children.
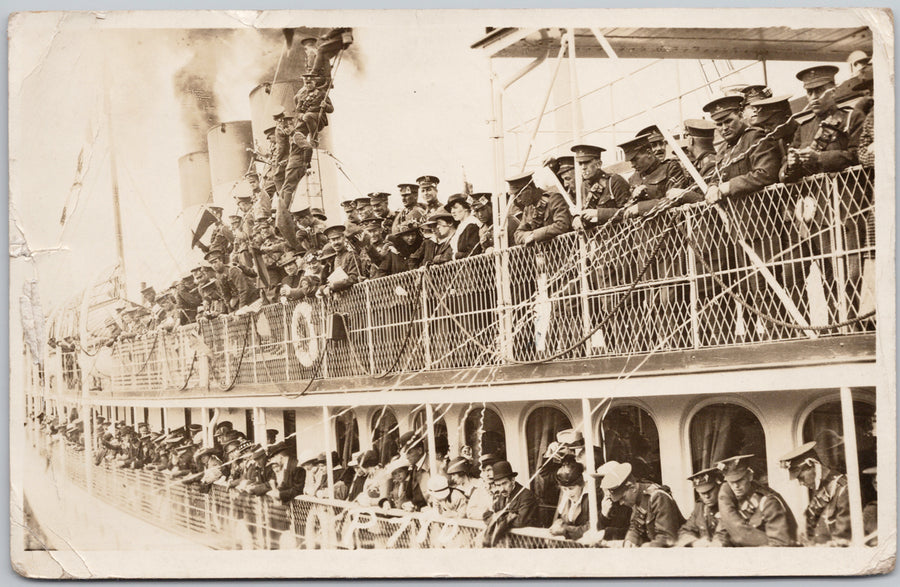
<box><xmin>108</xmin><ymin>167</ymin><xmax>875</xmax><ymax>393</ymax></box>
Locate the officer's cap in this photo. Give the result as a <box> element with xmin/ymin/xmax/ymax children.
<box><xmin>416</xmin><ymin>175</ymin><xmax>440</xmax><ymax>187</ymax></box>
<box><xmin>204</xmin><ymin>250</ymin><xmax>226</xmax><ymax>263</ymax></box>
<box><xmin>293</xmin><ymin>207</ymin><xmax>311</xmax><ymax>219</ymax></box>
<box><xmin>354</xmin><ymin>195</ymin><xmax>371</xmax><ymax>206</ymax></box>
<box><xmin>340</xmin><ymin>197</ymin><xmax>357</xmax><ymax>208</ymax></box>
<box><xmin>470</xmin><ymin>192</ymin><xmax>493</xmax><ymax>210</ymax></box>
<box><xmin>687</xmin><ymin>466</ymin><xmax>723</xmax><ymax>492</ymax></box>
<box><xmin>599</xmin><ymin>461</ymin><xmax>633</xmax><ymax>497</ymax></box>
<box><xmin>571</xmin><ymin>144</ymin><xmax>606</xmax><ymax>163</ymax></box>
<box><xmin>272</xmin><ymin>105</ymin><xmax>286</xmax><ymax>120</ymax></box>
<box><xmin>702</xmin><ymin>95</ymin><xmax>745</xmax><ymax>120</ymax></box>
<box><xmin>740</xmin><ymin>84</ymin><xmax>773</xmax><ymax>103</ymax></box>
<box><xmin>323</xmin><ymin>224</ymin><xmax>346</xmax><ymax>237</ymax></box>
<box><xmin>618</xmin><ymin>136</ymin><xmax>654</xmax><ymax>160</ymax></box>
<box><xmin>554</xmin><ymin>155</ymin><xmax>575</xmax><ymax>173</ymax></box>
<box><xmin>505</xmin><ymin>171</ymin><xmax>535</xmax><ymax>191</ymax></box>
<box><xmin>683</xmin><ymin>118</ymin><xmax>716</xmax><ymax>139</ymax></box>
<box><xmin>397</xmin><ymin>183</ymin><xmax>419</xmax><ymax>195</ymax></box>
<box><xmin>263</xmin><ymin>124</ymin><xmax>276</xmax><ymax>136</ymax></box>
<box><xmin>310</xmin><ymin>207</ymin><xmax>328</xmax><ymax>221</ymax></box>
<box><xmin>635</xmin><ymin>125</ymin><xmax>664</xmax><ymax>142</ymax></box>
<box><xmin>368</xmin><ymin>192</ymin><xmax>391</xmax><ymax>201</ymax></box>
<box><xmin>716</xmin><ymin>454</ymin><xmax>755</xmax><ymax>482</ymax></box>
<box><xmin>779</xmin><ymin>441</ymin><xmax>819</xmax><ymax>478</ymax></box>
<box><xmin>746</xmin><ymin>94</ymin><xmax>794</xmax><ymax>110</ymax></box>
<box><xmin>796</xmin><ymin>65</ymin><xmax>840</xmax><ymax>90</ymax></box>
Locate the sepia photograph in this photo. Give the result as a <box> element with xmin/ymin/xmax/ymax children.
<box><xmin>7</xmin><ymin>7</ymin><xmax>895</xmax><ymax>578</ymax></box>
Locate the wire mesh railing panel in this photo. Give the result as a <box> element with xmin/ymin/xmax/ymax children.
<box><xmin>106</xmin><ymin>168</ymin><xmax>875</xmax><ymax>392</ymax></box>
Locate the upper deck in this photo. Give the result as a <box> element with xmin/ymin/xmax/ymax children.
<box><xmin>58</xmin><ymin>165</ymin><xmax>876</xmax><ymax>401</ymax></box>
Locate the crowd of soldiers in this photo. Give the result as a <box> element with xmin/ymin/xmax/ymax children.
<box><xmin>101</xmin><ymin>52</ymin><xmax>874</xmax><ymax>349</ymax></box>
<box><xmin>39</xmin><ymin>407</ymin><xmax>876</xmax><ymax>548</ymax></box>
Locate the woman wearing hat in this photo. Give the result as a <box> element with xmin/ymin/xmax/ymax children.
<box><xmin>445</xmin><ymin>194</ymin><xmax>482</xmax><ymax>260</ymax></box>
<box><xmin>548</xmin><ymin>461</ymin><xmax>591</xmax><ymax>540</ymax></box>
<box><xmin>383</xmin><ymin>221</ymin><xmax>423</xmax><ymax>275</ymax></box>
<box><xmin>426</xmin><ymin>210</ymin><xmax>457</xmax><ymax>265</ymax></box>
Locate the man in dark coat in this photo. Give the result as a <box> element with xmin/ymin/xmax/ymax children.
<box><xmin>485</xmin><ymin>460</ymin><xmax>539</xmax><ymax>531</ymax></box>
<box><xmin>570</xmin><ymin>144</ymin><xmax>631</xmax><ymax>229</ymax></box>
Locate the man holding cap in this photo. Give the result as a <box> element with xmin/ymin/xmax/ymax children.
<box><xmin>571</xmin><ymin>144</ymin><xmax>630</xmax><ymax>228</ymax></box>
<box><xmin>321</xmin><ymin>224</ymin><xmax>361</xmax><ymax>295</ymax></box>
<box><xmin>509</xmin><ymin>171</ymin><xmax>573</xmax><ymax>245</ymax></box>
<box><xmin>599</xmin><ymin>461</ymin><xmax>684</xmax><ymax>547</ymax></box>
<box><xmin>781</xmin><ymin>65</ymin><xmax>864</xmax><ymax>184</ymax></box>
<box><xmin>676</xmin><ymin>466</ymin><xmax>725</xmax><ymax>547</ymax></box>
<box><xmin>715</xmin><ymin>454</ymin><xmax>798</xmax><ymax>546</ymax></box>
<box><xmin>779</xmin><ymin>435</ymin><xmax>851</xmax><ymax>545</ymax></box>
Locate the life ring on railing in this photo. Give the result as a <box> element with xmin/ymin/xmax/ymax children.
<box><xmin>290</xmin><ymin>302</ymin><xmax>319</xmax><ymax>368</ymax></box>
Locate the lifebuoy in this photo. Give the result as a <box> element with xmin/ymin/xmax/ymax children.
<box><xmin>290</xmin><ymin>302</ymin><xmax>319</xmax><ymax>368</ymax></box>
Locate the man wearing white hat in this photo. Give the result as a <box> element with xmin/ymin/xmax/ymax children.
<box><xmin>600</xmin><ymin>461</ymin><xmax>684</xmax><ymax>547</ymax></box>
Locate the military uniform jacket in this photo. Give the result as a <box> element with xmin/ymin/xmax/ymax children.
<box><xmin>806</xmin><ymin>472</ymin><xmax>851</xmax><ymax>544</ymax></box>
<box><xmin>717</xmin><ymin>480</ymin><xmax>798</xmax><ymax>546</ymax></box>
<box><xmin>713</xmin><ymin>126</ymin><xmax>782</xmax><ymax>197</ymax></box>
<box><xmin>628</xmin><ymin>159</ymin><xmax>688</xmax><ymax>214</ymax></box>
<box><xmin>216</xmin><ymin>265</ymin><xmax>257</xmax><ymax>310</ymax></box>
<box><xmin>625</xmin><ymin>482</ymin><xmax>685</xmax><ymax>547</ymax></box>
<box><xmin>679</xmin><ymin>500</ymin><xmax>720</xmax><ymax>543</ymax></box>
<box><xmin>692</xmin><ymin>150</ymin><xmax>717</xmax><ymax>179</ymax></box>
<box><xmin>582</xmin><ymin>174</ymin><xmax>631</xmax><ymax>224</ymax></box>
<box><xmin>780</xmin><ymin>107</ymin><xmax>865</xmax><ymax>184</ymax></box>
<box><xmin>390</xmin><ymin>206</ymin><xmax>425</xmax><ymax>234</ymax></box>
<box><xmin>513</xmin><ymin>192</ymin><xmax>573</xmax><ymax>245</ymax></box>
<box><xmin>329</xmin><ymin>249</ymin><xmax>362</xmax><ymax>292</ymax></box>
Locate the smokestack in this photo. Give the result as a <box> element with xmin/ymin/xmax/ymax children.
<box><xmin>206</xmin><ymin>121</ymin><xmax>254</xmax><ymax>208</ymax></box>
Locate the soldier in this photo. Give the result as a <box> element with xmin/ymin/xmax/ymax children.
<box><xmin>354</xmin><ymin>195</ymin><xmax>374</xmax><ymax>219</ymax></box>
<box><xmin>208</xmin><ymin>250</ymin><xmax>258</xmax><ymax>312</ymax></box>
<box><xmin>293</xmin><ymin>72</ymin><xmax>334</xmax><ymax>137</ymax></box>
<box><xmin>549</xmin><ymin>155</ymin><xmax>576</xmax><ymax>197</ymax></box>
<box><xmin>635</xmin><ymin>124</ymin><xmax>669</xmax><ymax>162</ymax></box>
<box><xmin>175</xmin><ymin>274</ymin><xmax>202</xmax><ymax>325</ymax></box>
<box><xmin>677</xmin><ymin>466</ymin><xmax>726</xmax><ymax>547</ymax></box>
<box><xmin>416</xmin><ymin>175</ymin><xmax>443</xmax><ymax>215</ymax></box>
<box><xmin>620</xmin><ymin>136</ymin><xmax>689</xmax><ymax>218</ymax></box>
<box><xmin>739</xmin><ymin>84</ymin><xmax>773</xmax><ymax>123</ymax></box>
<box><xmin>320</xmin><ymin>224</ymin><xmax>361</xmax><ymax>295</ymax></box>
<box><xmin>280</xmin><ymin>111</ymin><xmax>313</xmax><ymax>209</ymax></box>
<box><xmin>359</xmin><ymin>212</ymin><xmax>389</xmax><ymax>279</ymax></box>
<box><xmin>276</xmin><ymin>251</ymin><xmax>301</xmax><ymax>296</ymax></box>
<box><xmin>779</xmin><ymin>437</ymin><xmax>851</xmax><ymax>545</ymax></box>
<box><xmin>780</xmin><ymin>65</ymin><xmax>867</xmax><ymax>324</ymax></box>
<box><xmin>781</xmin><ymin>65</ymin><xmax>864</xmax><ymax>183</ymax></box>
<box><xmin>391</xmin><ymin>183</ymin><xmax>424</xmax><ymax>234</ymax></box>
<box><xmin>600</xmin><ymin>461</ymin><xmax>684</xmax><ymax>547</ymax></box>
<box><xmin>445</xmin><ymin>193</ymin><xmax>482</xmax><ymax>259</ymax></box>
<box><xmin>715</xmin><ymin>454</ymin><xmax>798</xmax><ymax>547</ymax></box>
<box><xmin>682</xmin><ymin>119</ymin><xmax>718</xmax><ymax>178</ymax></box>
<box><xmin>424</xmin><ymin>210</ymin><xmax>456</xmax><ymax>265</ymax></box>
<box><xmin>509</xmin><ymin>171</ymin><xmax>573</xmax><ymax>245</ymax></box>
<box><xmin>368</xmin><ymin>192</ymin><xmax>393</xmax><ymax>232</ymax></box>
<box><xmin>471</xmin><ymin>192</ymin><xmax>517</xmax><ymax>253</ymax></box>
<box><xmin>570</xmin><ymin>144</ymin><xmax>630</xmax><ymax>229</ymax></box>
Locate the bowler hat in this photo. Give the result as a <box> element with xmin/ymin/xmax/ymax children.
<box><xmin>491</xmin><ymin>460</ymin><xmax>516</xmax><ymax>481</ymax></box>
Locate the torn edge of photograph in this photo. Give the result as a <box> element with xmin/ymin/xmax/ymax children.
<box><xmin>8</xmin><ymin>7</ymin><xmax>896</xmax><ymax>579</ymax></box>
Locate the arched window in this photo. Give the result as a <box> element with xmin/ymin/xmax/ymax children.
<box><xmin>802</xmin><ymin>397</ymin><xmax>876</xmax><ymax>506</ymax></box>
<box><xmin>334</xmin><ymin>409</ymin><xmax>360</xmax><ymax>468</ymax></box>
<box><xmin>411</xmin><ymin>408</ymin><xmax>449</xmax><ymax>458</ymax></box>
<box><xmin>601</xmin><ymin>405</ymin><xmax>662</xmax><ymax>484</ymax></box>
<box><xmin>371</xmin><ymin>407</ymin><xmax>400</xmax><ymax>465</ymax></box>
<box><xmin>462</xmin><ymin>406</ymin><xmax>506</xmax><ymax>463</ymax></box>
<box><xmin>690</xmin><ymin>403</ymin><xmax>767</xmax><ymax>484</ymax></box>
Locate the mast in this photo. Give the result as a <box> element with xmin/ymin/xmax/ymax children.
<box><xmin>103</xmin><ymin>58</ymin><xmax>127</xmax><ymax>298</ymax></box>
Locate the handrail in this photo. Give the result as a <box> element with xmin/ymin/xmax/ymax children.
<box><xmin>102</xmin><ymin>166</ymin><xmax>875</xmax><ymax>394</ymax></box>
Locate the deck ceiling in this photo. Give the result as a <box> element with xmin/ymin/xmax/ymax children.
<box><xmin>472</xmin><ymin>27</ymin><xmax>872</xmax><ymax>62</ymax></box>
